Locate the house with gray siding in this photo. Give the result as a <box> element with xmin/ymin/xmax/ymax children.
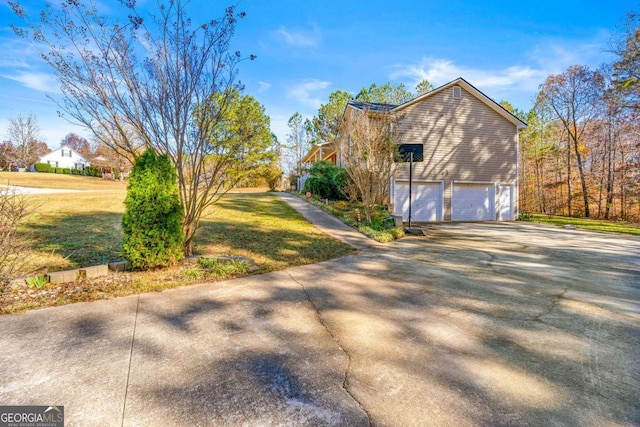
<box><xmin>350</xmin><ymin>77</ymin><xmax>526</xmax><ymax>222</ymax></box>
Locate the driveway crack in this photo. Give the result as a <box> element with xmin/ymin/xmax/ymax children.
<box><xmin>121</xmin><ymin>294</ymin><xmax>141</xmax><ymax>427</ymax></box>
<box><xmin>534</xmin><ymin>288</ymin><xmax>568</xmax><ymax>321</ymax></box>
<box><xmin>286</xmin><ymin>271</ymin><xmax>372</xmax><ymax>426</ymax></box>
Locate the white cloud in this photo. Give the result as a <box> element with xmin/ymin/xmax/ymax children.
<box><xmin>0</xmin><ymin>57</ymin><xmax>30</xmax><ymax>68</ymax></box>
<box><xmin>0</xmin><ymin>37</ymin><xmax>39</xmax><ymax>68</ymax></box>
<box><xmin>274</xmin><ymin>24</ymin><xmax>321</xmax><ymax>47</ymax></box>
<box><xmin>257</xmin><ymin>81</ymin><xmax>272</xmax><ymax>92</ymax></box>
<box><xmin>527</xmin><ymin>36</ymin><xmax>612</xmax><ymax>75</ymax></box>
<box><xmin>388</xmin><ymin>36</ymin><xmax>614</xmax><ymax>109</ymax></box>
<box><xmin>2</xmin><ymin>71</ymin><xmax>61</xmax><ymax>93</ymax></box>
<box><xmin>287</xmin><ymin>78</ymin><xmax>331</xmax><ymax>109</ymax></box>
<box><xmin>390</xmin><ymin>58</ymin><xmax>544</xmax><ymax>93</ymax></box>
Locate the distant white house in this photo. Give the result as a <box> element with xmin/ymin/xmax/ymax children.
<box><xmin>39</xmin><ymin>145</ymin><xmax>90</xmax><ymax>170</ymax></box>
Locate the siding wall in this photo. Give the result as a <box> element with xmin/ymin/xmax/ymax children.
<box><xmin>39</xmin><ymin>149</ymin><xmax>89</xmax><ymax>170</ymax></box>
<box><xmin>392</xmin><ymin>85</ymin><xmax>519</xmax><ymax>220</ymax></box>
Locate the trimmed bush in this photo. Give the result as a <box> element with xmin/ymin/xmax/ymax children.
<box><xmin>122</xmin><ymin>148</ymin><xmax>184</xmax><ymax>270</ymax></box>
<box><xmin>304</xmin><ymin>176</ymin><xmax>330</xmax><ymax>198</ymax></box>
<box><xmin>85</xmin><ymin>166</ymin><xmax>100</xmax><ymax>177</ymax></box>
<box><xmin>54</xmin><ymin>167</ymin><xmax>64</xmax><ymax>174</ymax></box>
<box><xmin>62</xmin><ymin>168</ymin><xmax>71</xmax><ymax>174</ymax></box>
<box><xmin>33</xmin><ymin>163</ymin><xmax>51</xmax><ymax>173</ymax></box>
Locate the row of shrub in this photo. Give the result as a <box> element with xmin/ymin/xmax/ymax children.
<box><xmin>302</xmin><ymin>161</ymin><xmax>351</xmax><ymax>200</ymax></box>
<box><xmin>85</xmin><ymin>166</ymin><xmax>102</xmax><ymax>177</ymax></box>
<box><xmin>34</xmin><ymin>163</ymin><xmax>82</xmax><ymax>174</ymax></box>
<box><xmin>32</xmin><ymin>163</ymin><xmax>120</xmax><ymax>179</ymax></box>
<box><xmin>34</xmin><ymin>164</ymin><xmax>73</xmax><ymax>174</ymax></box>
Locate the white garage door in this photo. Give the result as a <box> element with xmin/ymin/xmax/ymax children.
<box><xmin>498</xmin><ymin>185</ymin><xmax>514</xmax><ymax>221</ymax></box>
<box><xmin>394</xmin><ymin>181</ymin><xmax>443</xmax><ymax>222</ymax></box>
<box><xmin>452</xmin><ymin>183</ymin><xmax>495</xmax><ymax>221</ymax></box>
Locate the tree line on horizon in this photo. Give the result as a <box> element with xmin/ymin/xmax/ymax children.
<box><xmin>505</xmin><ymin>9</ymin><xmax>639</xmax><ymax>222</ymax></box>
<box><xmin>0</xmin><ymin>113</ymin><xmax>134</xmax><ymax>172</ymax></box>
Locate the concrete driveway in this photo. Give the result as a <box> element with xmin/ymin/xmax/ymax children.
<box><xmin>1</xmin><ymin>222</ymin><xmax>639</xmax><ymax>426</ymax></box>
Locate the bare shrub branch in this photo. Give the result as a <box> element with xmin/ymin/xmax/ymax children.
<box><xmin>0</xmin><ymin>187</ymin><xmax>33</xmax><ymax>286</ymax></box>
<box><xmin>338</xmin><ymin>106</ymin><xmax>403</xmax><ymax>222</ymax></box>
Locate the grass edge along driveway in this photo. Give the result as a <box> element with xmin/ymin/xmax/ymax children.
<box><xmin>2</xmin><ymin>191</ymin><xmax>355</xmax><ymax>314</ymax></box>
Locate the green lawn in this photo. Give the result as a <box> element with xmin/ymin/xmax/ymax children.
<box><xmin>2</xmin><ymin>189</ymin><xmax>354</xmax><ymax>313</ymax></box>
<box><xmin>527</xmin><ymin>214</ymin><xmax>640</xmax><ymax>236</ymax></box>
<box><xmin>19</xmin><ymin>190</ymin><xmax>353</xmax><ymax>273</ymax></box>
<box><xmin>194</xmin><ymin>192</ymin><xmax>356</xmax><ymax>273</ymax></box>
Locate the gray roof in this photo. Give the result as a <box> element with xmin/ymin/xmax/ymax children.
<box><xmin>347</xmin><ymin>101</ymin><xmax>397</xmax><ymax>112</ymax></box>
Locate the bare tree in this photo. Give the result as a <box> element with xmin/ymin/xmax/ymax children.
<box><xmin>10</xmin><ymin>0</ymin><xmax>255</xmax><ymax>255</ymax></box>
<box><xmin>285</xmin><ymin>112</ymin><xmax>310</xmax><ymax>178</ymax></box>
<box><xmin>539</xmin><ymin>65</ymin><xmax>604</xmax><ymax>217</ymax></box>
<box><xmin>0</xmin><ymin>141</ymin><xmax>16</xmax><ymax>170</ymax></box>
<box><xmin>61</xmin><ymin>133</ymin><xmax>91</xmax><ymax>155</ymax></box>
<box><xmin>91</xmin><ymin>122</ymin><xmax>143</xmax><ymax>169</ymax></box>
<box><xmin>5</xmin><ymin>113</ymin><xmax>48</xmax><ymax>168</ymax></box>
<box><xmin>338</xmin><ymin>104</ymin><xmax>402</xmax><ymax>222</ymax></box>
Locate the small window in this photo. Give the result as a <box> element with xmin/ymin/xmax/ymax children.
<box><xmin>452</xmin><ymin>86</ymin><xmax>462</xmax><ymax>99</ymax></box>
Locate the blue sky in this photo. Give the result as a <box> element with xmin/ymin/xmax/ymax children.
<box><xmin>0</xmin><ymin>0</ymin><xmax>636</xmax><ymax>148</ymax></box>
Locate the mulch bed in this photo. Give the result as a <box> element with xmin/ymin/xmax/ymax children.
<box><xmin>0</xmin><ymin>257</ymin><xmax>253</xmax><ymax>313</ymax></box>
<box><xmin>1</xmin><ymin>272</ymin><xmax>136</xmax><ymax>313</ymax></box>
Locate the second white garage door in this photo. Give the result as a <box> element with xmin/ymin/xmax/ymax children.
<box><xmin>394</xmin><ymin>181</ymin><xmax>443</xmax><ymax>222</ymax></box>
<box><xmin>451</xmin><ymin>183</ymin><xmax>495</xmax><ymax>221</ymax></box>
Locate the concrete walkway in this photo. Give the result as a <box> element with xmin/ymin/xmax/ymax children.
<box><xmin>274</xmin><ymin>192</ymin><xmax>381</xmax><ymax>251</ymax></box>
<box><xmin>0</xmin><ymin>196</ymin><xmax>639</xmax><ymax>426</ymax></box>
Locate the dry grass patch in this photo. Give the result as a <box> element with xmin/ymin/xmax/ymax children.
<box><xmin>2</xmin><ymin>190</ymin><xmax>354</xmax><ymax>313</ymax></box>
<box><xmin>0</xmin><ymin>171</ymin><xmax>126</xmax><ymax>190</ymax></box>
<box><xmin>21</xmin><ymin>191</ymin><xmax>127</xmax><ymax>272</ymax></box>
<box><xmin>194</xmin><ymin>192</ymin><xmax>355</xmax><ymax>272</ymax></box>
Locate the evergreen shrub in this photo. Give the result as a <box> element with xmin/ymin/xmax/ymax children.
<box><xmin>303</xmin><ymin>160</ymin><xmax>350</xmax><ymax>200</ymax></box>
<box><xmin>122</xmin><ymin>149</ymin><xmax>184</xmax><ymax>269</ymax></box>
<box><xmin>33</xmin><ymin>163</ymin><xmax>51</xmax><ymax>173</ymax></box>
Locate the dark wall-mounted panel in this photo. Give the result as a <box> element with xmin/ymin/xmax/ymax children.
<box><xmin>397</xmin><ymin>144</ymin><xmax>424</xmax><ymax>162</ymax></box>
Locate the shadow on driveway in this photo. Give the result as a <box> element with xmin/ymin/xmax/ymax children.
<box><xmin>0</xmin><ymin>223</ymin><xmax>638</xmax><ymax>426</ymax></box>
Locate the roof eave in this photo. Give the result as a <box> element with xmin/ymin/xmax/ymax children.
<box><xmin>393</xmin><ymin>77</ymin><xmax>527</xmax><ymax>129</ymax></box>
